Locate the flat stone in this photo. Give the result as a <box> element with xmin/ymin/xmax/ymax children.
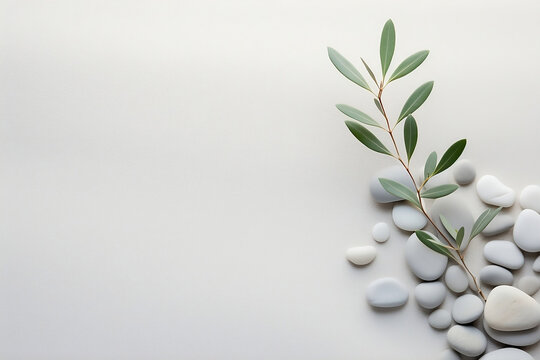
<box><xmin>405</xmin><ymin>232</ymin><xmax>448</xmax><ymax>281</ymax></box>
<box><xmin>482</xmin><ymin>214</ymin><xmax>514</xmax><ymax>236</ymax></box>
<box><xmin>520</xmin><ymin>185</ymin><xmax>540</xmax><ymax>213</ymax></box>
<box><xmin>483</xmin><ymin>319</ymin><xmax>540</xmax><ymax>347</ymax></box>
<box><xmin>517</xmin><ymin>276</ymin><xmax>540</xmax><ymax>296</ymax></box>
<box><xmin>370</xmin><ymin>166</ymin><xmax>415</xmax><ymax>203</ymax></box>
<box><xmin>480</xmin><ymin>348</ymin><xmax>534</xmax><ymax>360</ymax></box>
<box><xmin>447</xmin><ymin>325</ymin><xmax>487</xmax><ymax>357</ymax></box>
<box><xmin>513</xmin><ymin>209</ymin><xmax>540</xmax><ymax>252</ymax></box>
<box><xmin>453</xmin><ymin>159</ymin><xmax>476</xmax><ymax>185</ymax></box>
<box><xmin>372</xmin><ymin>222</ymin><xmax>390</xmax><ymax>243</ymax></box>
<box><xmin>438</xmin><ymin>349</ymin><xmax>461</xmax><ymax>360</ymax></box>
<box><xmin>452</xmin><ymin>294</ymin><xmax>483</xmax><ymax>324</ymax></box>
<box><xmin>345</xmin><ymin>246</ymin><xmax>376</xmax><ymax>266</ymax></box>
<box><xmin>392</xmin><ymin>204</ymin><xmax>427</xmax><ymax>231</ymax></box>
<box><xmin>445</xmin><ymin>265</ymin><xmax>469</xmax><ymax>293</ymax></box>
<box><xmin>428</xmin><ymin>309</ymin><xmax>451</xmax><ymax>330</ymax></box>
<box><xmin>480</xmin><ymin>265</ymin><xmax>513</xmax><ymax>286</ymax></box>
<box><xmin>366</xmin><ymin>277</ymin><xmax>409</xmax><ymax>308</ymax></box>
<box><xmin>430</xmin><ymin>197</ymin><xmax>474</xmax><ymax>250</ymax></box>
<box><xmin>534</xmin><ymin>256</ymin><xmax>540</xmax><ymax>272</ymax></box>
<box><xmin>476</xmin><ymin>175</ymin><xmax>516</xmax><ymax>207</ymax></box>
<box><xmin>484</xmin><ymin>285</ymin><xmax>540</xmax><ymax>331</ymax></box>
<box><xmin>414</xmin><ymin>281</ymin><xmax>447</xmax><ymax>309</ymax></box>
<box><xmin>483</xmin><ymin>240</ymin><xmax>524</xmax><ymax>270</ymax></box>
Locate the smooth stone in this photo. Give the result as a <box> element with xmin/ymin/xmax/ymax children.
<box><xmin>370</xmin><ymin>166</ymin><xmax>415</xmax><ymax>203</ymax></box>
<box><xmin>480</xmin><ymin>265</ymin><xmax>514</xmax><ymax>286</ymax></box>
<box><xmin>421</xmin><ymin>170</ymin><xmax>452</xmax><ymax>191</ymax></box>
<box><xmin>429</xmin><ymin>309</ymin><xmax>452</xmax><ymax>330</ymax></box>
<box><xmin>452</xmin><ymin>294</ymin><xmax>484</xmax><ymax>324</ymax></box>
<box><xmin>439</xmin><ymin>349</ymin><xmax>461</xmax><ymax>360</ymax></box>
<box><xmin>484</xmin><ymin>285</ymin><xmax>540</xmax><ymax>331</ymax></box>
<box><xmin>445</xmin><ymin>265</ymin><xmax>469</xmax><ymax>293</ymax></box>
<box><xmin>392</xmin><ymin>204</ymin><xmax>427</xmax><ymax>231</ymax></box>
<box><xmin>414</xmin><ymin>281</ymin><xmax>447</xmax><ymax>309</ymax></box>
<box><xmin>476</xmin><ymin>175</ymin><xmax>516</xmax><ymax>207</ymax></box>
<box><xmin>345</xmin><ymin>246</ymin><xmax>377</xmax><ymax>266</ymax></box>
<box><xmin>366</xmin><ymin>277</ymin><xmax>409</xmax><ymax>308</ymax></box>
<box><xmin>482</xmin><ymin>214</ymin><xmax>514</xmax><ymax>236</ymax></box>
<box><xmin>480</xmin><ymin>348</ymin><xmax>534</xmax><ymax>360</ymax></box>
<box><xmin>533</xmin><ymin>256</ymin><xmax>540</xmax><ymax>272</ymax></box>
<box><xmin>483</xmin><ymin>240</ymin><xmax>524</xmax><ymax>270</ymax></box>
<box><xmin>453</xmin><ymin>159</ymin><xmax>476</xmax><ymax>185</ymax></box>
<box><xmin>513</xmin><ymin>209</ymin><xmax>540</xmax><ymax>252</ymax></box>
<box><xmin>520</xmin><ymin>185</ymin><xmax>540</xmax><ymax>213</ymax></box>
<box><xmin>405</xmin><ymin>232</ymin><xmax>448</xmax><ymax>281</ymax></box>
<box><xmin>447</xmin><ymin>325</ymin><xmax>487</xmax><ymax>357</ymax></box>
<box><xmin>372</xmin><ymin>222</ymin><xmax>390</xmax><ymax>243</ymax></box>
<box><xmin>430</xmin><ymin>197</ymin><xmax>474</xmax><ymax>250</ymax></box>
<box><xmin>517</xmin><ymin>276</ymin><xmax>540</xmax><ymax>296</ymax></box>
<box><xmin>483</xmin><ymin>319</ymin><xmax>540</xmax><ymax>347</ymax></box>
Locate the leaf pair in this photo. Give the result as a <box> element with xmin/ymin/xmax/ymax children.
<box><xmin>440</xmin><ymin>206</ymin><xmax>502</xmax><ymax>249</ymax></box>
<box><xmin>440</xmin><ymin>215</ymin><xmax>465</xmax><ymax>247</ymax></box>
<box><xmin>424</xmin><ymin>140</ymin><xmax>467</xmax><ymax>181</ymax></box>
<box><xmin>415</xmin><ymin>230</ymin><xmax>455</xmax><ymax>260</ymax></box>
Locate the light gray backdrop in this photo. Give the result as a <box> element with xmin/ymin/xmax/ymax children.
<box><xmin>1</xmin><ymin>0</ymin><xmax>540</xmax><ymax>359</ymax></box>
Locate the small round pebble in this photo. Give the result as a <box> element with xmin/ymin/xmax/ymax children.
<box><xmin>480</xmin><ymin>348</ymin><xmax>534</xmax><ymax>360</ymax></box>
<box><xmin>405</xmin><ymin>232</ymin><xmax>448</xmax><ymax>281</ymax></box>
<box><xmin>520</xmin><ymin>184</ymin><xmax>540</xmax><ymax>213</ymax></box>
<box><xmin>392</xmin><ymin>204</ymin><xmax>427</xmax><ymax>231</ymax></box>
<box><xmin>428</xmin><ymin>309</ymin><xmax>452</xmax><ymax>330</ymax></box>
<box><xmin>482</xmin><ymin>214</ymin><xmax>514</xmax><ymax>236</ymax></box>
<box><xmin>345</xmin><ymin>246</ymin><xmax>377</xmax><ymax>265</ymax></box>
<box><xmin>445</xmin><ymin>265</ymin><xmax>469</xmax><ymax>293</ymax></box>
<box><xmin>483</xmin><ymin>319</ymin><xmax>540</xmax><ymax>347</ymax></box>
<box><xmin>447</xmin><ymin>325</ymin><xmax>487</xmax><ymax>357</ymax></box>
<box><xmin>452</xmin><ymin>294</ymin><xmax>483</xmax><ymax>324</ymax></box>
<box><xmin>372</xmin><ymin>222</ymin><xmax>390</xmax><ymax>243</ymax></box>
<box><xmin>366</xmin><ymin>277</ymin><xmax>409</xmax><ymax>308</ymax></box>
<box><xmin>513</xmin><ymin>209</ymin><xmax>540</xmax><ymax>252</ymax></box>
<box><xmin>414</xmin><ymin>281</ymin><xmax>447</xmax><ymax>309</ymax></box>
<box><xmin>533</xmin><ymin>256</ymin><xmax>540</xmax><ymax>272</ymax></box>
<box><xmin>453</xmin><ymin>159</ymin><xmax>476</xmax><ymax>185</ymax></box>
<box><xmin>476</xmin><ymin>175</ymin><xmax>516</xmax><ymax>207</ymax></box>
<box><xmin>439</xmin><ymin>349</ymin><xmax>460</xmax><ymax>360</ymax></box>
<box><xmin>517</xmin><ymin>276</ymin><xmax>540</xmax><ymax>296</ymax></box>
<box><xmin>483</xmin><ymin>240</ymin><xmax>524</xmax><ymax>270</ymax></box>
<box><xmin>480</xmin><ymin>265</ymin><xmax>513</xmax><ymax>286</ymax></box>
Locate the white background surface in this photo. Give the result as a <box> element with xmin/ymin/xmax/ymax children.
<box><xmin>1</xmin><ymin>0</ymin><xmax>540</xmax><ymax>359</ymax></box>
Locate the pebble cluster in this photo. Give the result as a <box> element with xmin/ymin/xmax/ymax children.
<box><xmin>345</xmin><ymin>160</ymin><xmax>540</xmax><ymax>359</ymax></box>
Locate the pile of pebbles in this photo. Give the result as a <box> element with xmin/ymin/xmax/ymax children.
<box><xmin>345</xmin><ymin>159</ymin><xmax>540</xmax><ymax>359</ymax></box>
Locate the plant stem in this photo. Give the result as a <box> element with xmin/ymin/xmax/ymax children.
<box><xmin>376</xmin><ymin>87</ymin><xmax>486</xmax><ymax>301</ymax></box>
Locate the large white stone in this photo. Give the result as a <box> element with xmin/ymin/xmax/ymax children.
<box><xmin>452</xmin><ymin>294</ymin><xmax>483</xmax><ymax>324</ymax></box>
<box><xmin>476</xmin><ymin>175</ymin><xmax>515</xmax><ymax>207</ymax></box>
<box><xmin>405</xmin><ymin>232</ymin><xmax>448</xmax><ymax>281</ymax></box>
<box><xmin>484</xmin><ymin>319</ymin><xmax>540</xmax><ymax>347</ymax></box>
<box><xmin>482</xmin><ymin>214</ymin><xmax>514</xmax><ymax>236</ymax></box>
<box><xmin>430</xmin><ymin>197</ymin><xmax>473</xmax><ymax>250</ymax></box>
<box><xmin>480</xmin><ymin>348</ymin><xmax>534</xmax><ymax>360</ymax></box>
<box><xmin>513</xmin><ymin>209</ymin><xmax>540</xmax><ymax>252</ymax></box>
<box><xmin>370</xmin><ymin>166</ymin><xmax>415</xmax><ymax>203</ymax></box>
<box><xmin>483</xmin><ymin>240</ymin><xmax>524</xmax><ymax>270</ymax></box>
<box><xmin>520</xmin><ymin>185</ymin><xmax>540</xmax><ymax>213</ymax></box>
<box><xmin>453</xmin><ymin>159</ymin><xmax>476</xmax><ymax>186</ymax></box>
<box><xmin>392</xmin><ymin>204</ymin><xmax>427</xmax><ymax>231</ymax></box>
<box><xmin>480</xmin><ymin>265</ymin><xmax>513</xmax><ymax>286</ymax></box>
<box><xmin>366</xmin><ymin>277</ymin><xmax>409</xmax><ymax>308</ymax></box>
<box><xmin>517</xmin><ymin>276</ymin><xmax>540</xmax><ymax>296</ymax></box>
<box><xmin>447</xmin><ymin>325</ymin><xmax>487</xmax><ymax>357</ymax></box>
<box><xmin>414</xmin><ymin>281</ymin><xmax>446</xmax><ymax>309</ymax></box>
<box><xmin>345</xmin><ymin>246</ymin><xmax>376</xmax><ymax>266</ymax></box>
<box><xmin>445</xmin><ymin>265</ymin><xmax>468</xmax><ymax>293</ymax></box>
<box><xmin>371</xmin><ymin>222</ymin><xmax>390</xmax><ymax>243</ymax></box>
<box><xmin>428</xmin><ymin>309</ymin><xmax>451</xmax><ymax>330</ymax></box>
<box><xmin>484</xmin><ymin>285</ymin><xmax>540</xmax><ymax>331</ymax></box>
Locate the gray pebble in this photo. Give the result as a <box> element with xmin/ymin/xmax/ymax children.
<box><xmin>453</xmin><ymin>159</ymin><xmax>476</xmax><ymax>185</ymax></box>
<box><xmin>517</xmin><ymin>276</ymin><xmax>540</xmax><ymax>296</ymax></box>
<box><xmin>534</xmin><ymin>256</ymin><xmax>540</xmax><ymax>272</ymax></box>
<box><xmin>428</xmin><ymin>309</ymin><xmax>452</xmax><ymax>330</ymax></box>
<box><xmin>366</xmin><ymin>277</ymin><xmax>409</xmax><ymax>308</ymax></box>
<box><xmin>405</xmin><ymin>232</ymin><xmax>448</xmax><ymax>281</ymax></box>
<box><xmin>392</xmin><ymin>203</ymin><xmax>427</xmax><ymax>231</ymax></box>
<box><xmin>370</xmin><ymin>166</ymin><xmax>415</xmax><ymax>203</ymax></box>
<box><xmin>483</xmin><ymin>240</ymin><xmax>524</xmax><ymax>270</ymax></box>
<box><xmin>483</xmin><ymin>319</ymin><xmax>540</xmax><ymax>347</ymax></box>
<box><xmin>445</xmin><ymin>265</ymin><xmax>469</xmax><ymax>293</ymax></box>
<box><xmin>482</xmin><ymin>214</ymin><xmax>514</xmax><ymax>236</ymax></box>
<box><xmin>372</xmin><ymin>222</ymin><xmax>390</xmax><ymax>243</ymax></box>
<box><xmin>452</xmin><ymin>294</ymin><xmax>483</xmax><ymax>324</ymax></box>
<box><xmin>447</xmin><ymin>325</ymin><xmax>487</xmax><ymax>357</ymax></box>
<box><xmin>480</xmin><ymin>265</ymin><xmax>514</xmax><ymax>286</ymax></box>
<box><xmin>414</xmin><ymin>281</ymin><xmax>447</xmax><ymax>309</ymax></box>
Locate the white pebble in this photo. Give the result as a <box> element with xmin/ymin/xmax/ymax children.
<box><xmin>453</xmin><ymin>159</ymin><xmax>476</xmax><ymax>185</ymax></box>
<box><xmin>447</xmin><ymin>325</ymin><xmax>487</xmax><ymax>357</ymax></box>
<box><xmin>484</xmin><ymin>285</ymin><xmax>540</xmax><ymax>331</ymax></box>
<box><xmin>345</xmin><ymin>246</ymin><xmax>376</xmax><ymax>266</ymax></box>
<box><xmin>513</xmin><ymin>209</ymin><xmax>540</xmax><ymax>252</ymax></box>
<box><xmin>414</xmin><ymin>281</ymin><xmax>447</xmax><ymax>309</ymax></box>
<box><xmin>452</xmin><ymin>294</ymin><xmax>483</xmax><ymax>324</ymax></box>
<box><xmin>405</xmin><ymin>232</ymin><xmax>448</xmax><ymax>281</ymax></box>
<box><xmin>371</xmin><ymin>222</ymin><xmax>390</xmax><ymax>243</ymax></box>
<box><xmin>480</xmin><ymin>265</ymin><xmax>513</xmax><ymax>286</ymax></box>
<box><xmin>517</xmin><ymin>276</ymin><xmax>540</xmax><ymax>296</ymax></box>
<box><xmin>483</xmin><ymin>240</ymin><xmax>524</xmax><ymax>270</ymax></box>
<box><xmin>392</xmin><ymin>204</ymin><xmax>427</xmax><ymax>231</ymax></box>
<box><xmin>482</xmin><ymin>214</ymin><xmax>514</xmax><ymax>236</ymax></box>
<box><xmin>428</xmin><ymin>309</ymin><xmax>452</xmax><ymax>330</ymax></box>
<box><xmin>480</xmin><ymin>348</ymin><xmax>534</xmax><ymax>360</ymax></box>
<box><xmin>476</xmin><ymin>175</ymin><xmax>516</xmax><ymax>207</ymax></box>
<box><xmin>366</xmin><ymin>277</ymin><xmax>409</xmax><ymax>308</ymax></box>
<box><xmin>445</xmin><ymin>265</ymin><xmax>469</xmax><ymax>293</ymax></box>
<box><xmin>520</xmin><ymin>184</ymin><xmax>540</xmax><ymax>213</ymax></box>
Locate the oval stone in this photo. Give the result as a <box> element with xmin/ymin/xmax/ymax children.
<box><xmin>392</xmin><ymin>204</ymin><xmax>427</xmax><ymax>231</ymax></box>
<box><xmin>445</xmin><ymin>265</ymin><xmax>469</xmax><ymax>293</ymax></box>
<box><xmin>480</xmin><ymin>348</ymin><xmax>533</xmax><ymax>360</ymax></box>
<box><xmin>517</xmin><ymin>276</ymin><xmax>540</xmax><ymax>296</ymax></box>
<box><xmin>480</xmin><ymin>265</ymin><xmax>513</xmax><ymax>286</ymax></box>
<box><xmin>520</xmin><ymin>184</ymin><xmax>540</xmax><ymax>213</ymax></box>
<box><xmin>345</xmin><ymin>246</ymin><xmax>376</xmax><ymax>266</ymax></box>
<box><xmin>482</xmin><ymin>214</ymin><xmax>514</xmax><ymax>236</ymax></box>
<box><xmin>513</xmin><ymin>209</ymin><xmax>540</xmax><ymax>252</ymax></box>
<box><xmin>484</xmin><ymin>285</ymin><xmax>540</xmax><ymax>331</ymax></box>
<box><xmin>447</xmin><ymin>325</ymin><xmax>487</xmax><ymax>357</ymax></box>
<box><xmin>483</xmin><ymin>240</ymin><xmax>524</xmax><ymax>270</ymax></box>
<box><xmin>428</xmin><ymin>309</ymin><xmax>451</xmax><ymax>330</ymax></box>
<box><xmin>372</xmin><ymin>222</ymin><xmax>390</xmax><ymax>243</ymax></box>
<box><xmin>414</xmin><ymin>281</ymin><xmax>446</xmax><ymax>309</ymax></box>
<box><xmin>405</xmin><ymin>232</ymin><xmax>448</xmax><ymax>281</ymax></box>
<box><xmin>370</xmin><ymin>166</ymin><xmax>415</xmax><ymax>203</ymax></box>
<box><xmin>484</xmin><ymin>319</ymin><xmax>540</xmax><ymax>347</ymax></box>
<box><xmin>366</xmin><ymin>277</ymin><xmax>409</xmax><ymax>308</ymax></box>
<box><xmin>453</xmin><ymin>159</ymin><xmax>476</xmax><ymax>186</ymax></box>
<box><xmin>452</xmin><ymin>294</ymin><xmax>483</xmax><ymax>324</ymax></box>
<box><xmin>476</xmin><ymin>175</ymin><xmax>516</xmax><ymax>207</ymax></box>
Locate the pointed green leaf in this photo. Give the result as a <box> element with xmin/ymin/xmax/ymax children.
<box><xmin>398</xmin><ymin>81</ymin><xmax>434</xmax><ymax>122</ymax></box>
<box><xmin>421</xmin><ymin>184</ymin><xmax>459</xmax><ymax>199</ymax></box>
<box><xmin>439</xmin><ymin>215</ymin><xmax>458</xmax><ymax>239</ymax></box>
<box><xmin>469</xmin><ymin>207</ymin><xmax>502</xmax><ymax>240</ymax></box>
<box><xmin>433</xmin><ymin>139</ymin><xmax>466</xmax><ymax>176</ymax></box>
<box><xmin>415</xmin><ymin>230</ymin><xmax>455</xmax><ymax>259</ymax></box>
<box><xmin>456</xmin><ymin>227</ymin><xmax>465</xmax><ymax>248</ymax></box>
<box><xmin>336</xmin><ymin>104</ymin><xmax>381</xmax><ymax>128</ymax></box>
<box><xmin>328</xmin><ymin>47</ymin><xmax>371</xmax><ymax>91</ymax></box>
<box><xmin>380</xmin><ymin>19</ymin><xmax>395</xmax><ymax>78</ymax></box>
<box><xmin>403</xmin><ymin>115</ymin><xmax>417</xmax><ymax>162</ymax></box>
<box><xmin>345</xmin><ymin>120</ymin><xmax>391</xmax><ymax>155</ymax></box>
<box><xmin>374</xmin><ymin>98</ymin><xmax>384</xmax><ymax>115</ymax></box>
<box><xmin>378</xmin><ymin>178</ymin><xmax>420</xmax><ymax>207</ymax></box>
<box><xmin>361</xmin><ymin>58</ymin><xmax>378</xmax><ymax>85</ymax></box>
<box><xmin>388</xmin><ymin>50</ymin><xmax>429</xmax><ymax>82</ymax></box>
<box><xmin>424</xmin><ymin>151</ymin><xmax>437</xmax><ymax>179</ymax></box>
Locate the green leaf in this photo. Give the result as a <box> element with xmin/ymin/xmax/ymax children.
<box><xmin>388</xmin><ymin>50</ymin><xmax>429</xmax><ymax>82</ymax></box>
<box><xmin>373</xmin><ymin>98</ymin><xmax>384</xmax><ymax>115</ymax></box>
<box><xmin>345</xmin><ymin>120</ymin><xmax>392</xmax><ymax>155</ymax></box>
<box><xmin>328</xmin><ymin>47</ymin><xmax>371</xmax><ymax>91</ymax></box>
<box><xmin>403</xmin><ymin>115</ymin><xmax>417</xmax><ymax>162</ymax></box>
<box><xmin>378</xmin><ymin>178</ymin><xmax>420</xmax><ymax>207</ymax></box>
<box><xmin>456</xmin><ymin>227</ymin><xmax>465</xmax><ymax>248</ymax></box>
<box><xmin>336</xmin><ymin>104</ymin><xmax>382</xmax><ymax>128</ymax></box>
<box><xmin>397</xmin><ymin>81</ymin><xmax>434</xmax><ymax>122</ymax></box>
<box><xmin>439</xmin><ymin>215</ymin><xmax>458</xmax><ymax>239</ymax></box>
<box><xmin>421</xmin><ymin>184</ymin><xmax>459</xmax><ymax>199</ymax></box>
<box><xmin>361</xmin><ymin>58</ymin><xmax>378</xmax><ymax>85</ymax></box>
<box><xmin>469</xmin><ymin>207</ymin><xmax>502</xmax><ymax>240</ymax></box>
<box><xmin>424</xmin><ymin>151</ymin><xmax>437</xmax><ymax>179</ymax></box>
<box><xmin>433</xmin><ymin>139</ymin><xmax>466</xmax><ymax>176</ymax></box>
<box><xmin>415</xmin><ymin>230</ymin><xmax>455</xmax><ymax>260</ymax></box>
<box><xmin>380</xmin><ymin>19</ymin><xmax>395</xmax><ymax>78</ymax></box>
